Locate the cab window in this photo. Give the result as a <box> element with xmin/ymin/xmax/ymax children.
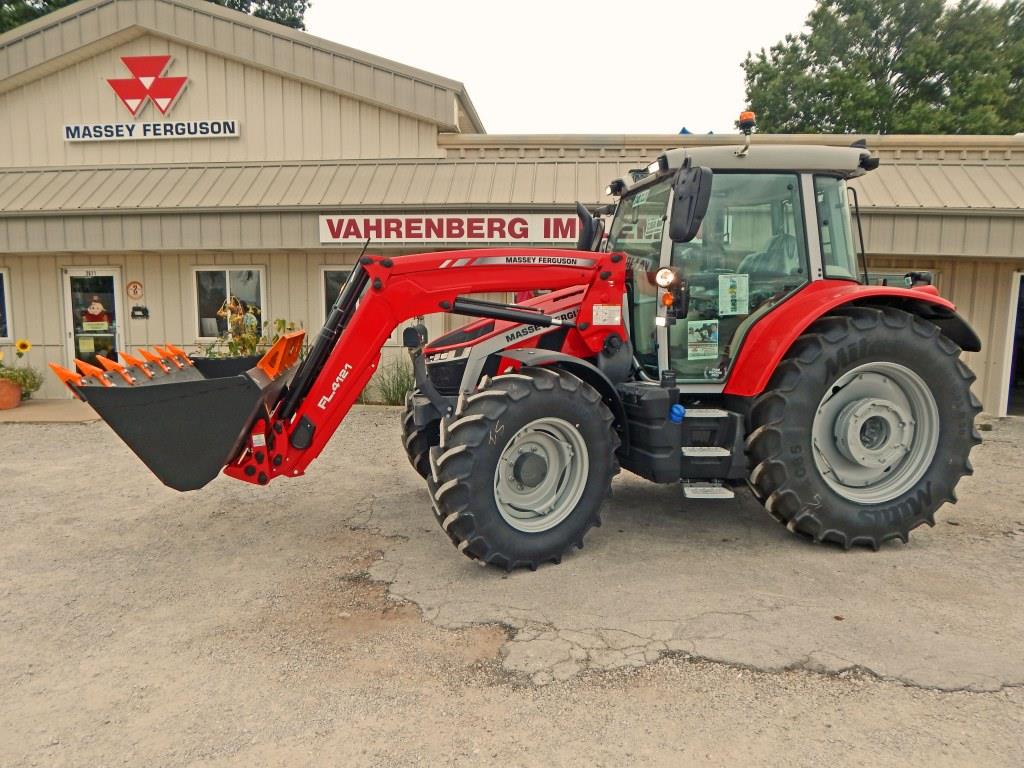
<box><xmin>815</xmin><ymin>175</ymin><xmax>860</xmax><ymax>281</ymax></box>
<box><xmin>668</xmin><ymin>173</ymin><xmax>808</xmax><ymax>381</ymax></box>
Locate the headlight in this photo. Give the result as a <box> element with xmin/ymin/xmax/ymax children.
<box><xmin>655</xmin><ymin>268</ymin><xmax>677</xmax><ymax>288</ymax></box>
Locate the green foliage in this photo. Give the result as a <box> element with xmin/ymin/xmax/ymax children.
<box><xmin>206</xmin><ymin>0</ymin><xmax>309</xmax><ymax>29</ymax></box>
<box><xmin>1</xmin><ymin>1</ymin><xmax>75</xmax><ymax>34</ymax></box>
<box><xmin>0</xmin><ymin>364</ymin><xmax>44</xmax><ymax>400</ymax></box>
<box><xmin>371</xmin><ymin>358</ymin><xmax>415</xmax><ymax>406</ymax></box>
<box><xmin>0</xmin><ymin>0</ymin><xmax>309</xmax><ymax>34</ymax></box>
<box><xmin>743</xmin><ymin>0</ymin><xmax>1024</xmax><ymax>134</ymax></box>
<box><xmin>196</xmin><ymin>317</ymin><xmax>308</xmax><ymax>359</ymax></box>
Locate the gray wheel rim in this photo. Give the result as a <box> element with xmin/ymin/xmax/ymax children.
<box><xmin>493</xmin><ymin>417</ymin><xmax>589</xmax><ymax>533</ymax></box>
<box><xmin>812</xmin><ymin>362</ymin><xmax>940</xmax><ymax>505</ymax></box>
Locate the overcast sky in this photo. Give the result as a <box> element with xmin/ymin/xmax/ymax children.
<box><xmin>305</xmin><ymin>0</ymin><xmax>818</xmax><ymax>135</ymax></box>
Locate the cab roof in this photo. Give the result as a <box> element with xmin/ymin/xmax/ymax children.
<box><xmin>662</xmin><ymin>144</ymin><xmax>873</xmax><ymax>178</ymax></box>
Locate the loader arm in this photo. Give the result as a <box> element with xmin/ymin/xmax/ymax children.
<box><xmin>56</xmin><ymin>247</ymin><xmax>626</xmax><ymax>491</ymax></box>
<box><xmin>230</xmin><ymin>248</ymin><xmax>627</xmax><ymax>486</ymax></box>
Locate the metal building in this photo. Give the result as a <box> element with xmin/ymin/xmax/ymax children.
<box><xmin>1</xmin><ymin>0</ymin><xmax>1022</xmax><ymax>413</ymax></box>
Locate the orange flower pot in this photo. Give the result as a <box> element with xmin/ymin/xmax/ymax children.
<box><xmin>0</xmin><ymin>378</ymin><xmax>21</xmax><ymax>410</ymax></box>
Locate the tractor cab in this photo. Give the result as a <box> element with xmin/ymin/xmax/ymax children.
<box><xmin>607</xmin><ymin>143</ymin><xmax>876</xmax><ymax>385</ymax></box>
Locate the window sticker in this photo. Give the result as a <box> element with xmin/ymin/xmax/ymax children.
<box><xmin>686</xmin><ymin>319</ymin><xmax>719</xmax><ymax>360</ymax></box>
<box><xmin>718</xmin><ymin>274</ymin><xmax>749</xmax><ymax>316</ymax></box>
<box><xmin>643</xmin><ymin>215</ymin><xmax>664</xmax><ymax>242</ymax></box>
<box><xmin>592</xmin><ymin>304</ymin><xmax>622</xmax><ymax>326</ymax></box>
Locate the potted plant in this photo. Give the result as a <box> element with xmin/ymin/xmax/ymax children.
<box><xmin>0</xmin><ymin>339</ymin><xmax>44</xmax><ymax>409</ymax></box>
<box><xmin>190</xmin><ymin>312</ymin><xmax>307</xmax><ymax>378</ymax></box>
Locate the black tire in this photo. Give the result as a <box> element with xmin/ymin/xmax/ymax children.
<box><xmin>428</xmin><ymin>367</ymin><xmax>619</xmax><ymax>571</ymax></box>
<box><xmin>746</xmin><ymin>306</ymin><xmax>982</xmax><ymax>549</ymax></box>
<box><xmin>401</xmin><ymin>390</ymin><xmax>440</xmax><ymax>478</ymax></box>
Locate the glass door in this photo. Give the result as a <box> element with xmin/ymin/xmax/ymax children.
<box><xmin>63</xmin><ymin>268</ymin><xmax>123</xmax><ymax>367</ymax></box>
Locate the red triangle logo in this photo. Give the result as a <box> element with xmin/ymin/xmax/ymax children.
<box><xmin>107</xmin><ymin>56</ymin><xmax>187</xmax><ymax>117</ymax></box>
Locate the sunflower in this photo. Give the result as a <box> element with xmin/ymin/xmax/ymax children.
<box><xmin>15</xmin><ymin>339</ymin><xmax>31</xmax><ymax>354</ymax></box>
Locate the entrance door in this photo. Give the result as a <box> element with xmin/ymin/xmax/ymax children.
<box><xmin>1009</xmin><ymin>273</ymin><xmax>1024</xmax><ymax>416</ymax></box>
<box><xmin>63</xmin><ymin>268</ymin><xmax>123</xmax><ymax>367</ymax></box>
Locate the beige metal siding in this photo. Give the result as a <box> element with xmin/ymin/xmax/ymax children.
<box><xmin>9</xmin><ymin>250</ymin><xmax>1020</xmax><ymax>406</ymax></box>
<box><xmin>1</xmin><ymin>248</ymin><xmax>449</xmax><ymax>399</ymax></box>
<box><xmin>0</xmin><ymin>0</ymin><xmax>479</xmax><ymax>131</ymax></box>
<box><xmin>0</xmin><ymin>34</ymin><xmax>443</xmax><ymax>168</ymax></box>
<box><xmin>867</xmin><ymin>255</ymin><xmax>1024</xmax><ymax>414</ymax></box>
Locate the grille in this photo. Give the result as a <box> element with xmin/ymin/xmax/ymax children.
<box><xmin>427</xmin><ymin>360</ymin><xmax>467</xmax><ymax>396</ymax></box>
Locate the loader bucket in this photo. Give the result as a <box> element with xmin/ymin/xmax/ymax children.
<box><xmin>51</xmin><ymin>333</ymin><xmax>305</xmax><ymax>492</ymax></box>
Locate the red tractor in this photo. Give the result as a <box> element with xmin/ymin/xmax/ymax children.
<box><xmin>54</xmin><ymin>131</ymin><xmax>982</xmax><ymax>571</ymax></box>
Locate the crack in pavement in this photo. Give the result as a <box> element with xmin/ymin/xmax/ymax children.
<box><xmin>356</xmin><ymin>415</ymin><xmax>1024</xmax><ymax>695</ymax></box>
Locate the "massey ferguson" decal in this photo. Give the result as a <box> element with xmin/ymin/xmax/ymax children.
<box><xmin>502</xmin><ymin>309</ymin><xmax>579</xmax><ymax>344</ymax></box>
<box><xmin>472</xmin><ymin>255</ymin><xmax>596</xmax><ymax>268</ymax></box>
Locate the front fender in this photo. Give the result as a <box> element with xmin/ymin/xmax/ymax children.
<box><xmin>723</xmin><ymin>280</ymin><xmax>981</xmax><ymax>398</ymax></box>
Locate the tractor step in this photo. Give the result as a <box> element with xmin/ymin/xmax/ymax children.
<box><xmin>679</xmin><ymin>408</ymin><xmax>747</xmax><ymax>480</ymax></box>
<box><xmin>684</xmin><ymin>408</ymin><xmax>729</xmax><ymax>418</ymax></box>
<box><xmin>681</xmin><ymin>446</ymin><xmax>731</xmax><ymax>457</ymax></box>
<box><xmin>682</xmin><ymin>482</ymin><xmax>736</xmax><ymax>500</ymax></box>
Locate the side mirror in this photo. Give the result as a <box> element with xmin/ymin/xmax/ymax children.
<box><xmin>669</xmin><ymin>165</ymin><xmax>713</xmax><ymax>243</ymax></box>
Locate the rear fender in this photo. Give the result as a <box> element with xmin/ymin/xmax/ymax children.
<box><xmin>723</xmin><ymin>281</ymin><xmax>981</xmax><ymax>398</ymax></box>
<box><xmin>500</xmin><ymin>348</ymin><xmax>629</xmax><ymax>452</ymax></box>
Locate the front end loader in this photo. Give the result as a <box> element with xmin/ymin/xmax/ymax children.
<box><xmin>54</xmin><ymin>123</ymin><xmax>983</xmax><ymax>570</ymax></box>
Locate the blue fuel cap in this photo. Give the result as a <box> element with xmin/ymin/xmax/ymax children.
<box><xmin>669</xmin><ymin>404</ymin><xmax>685</xmax><ymax>423</ymax></box>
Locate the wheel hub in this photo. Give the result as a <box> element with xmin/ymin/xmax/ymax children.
<box><xmin>493</xmin><ymin>417</ymin><xmax>590</xmax><ymax>533</ymax></box>
<box><xmin>812</xmin><ymin>363</ymin><xmax>939</xmax><ymax>504</ymax></box>
<box><xmin>833</xmin><ymin>397</ymin><xmax>912</xmax><ymax>469</ymax></box>
<box><xmin>512</xmin><ymin>451</ymin><xmax>548</xmax><ymax>488</ymax></box>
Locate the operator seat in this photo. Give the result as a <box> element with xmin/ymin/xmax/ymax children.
<box><xmin>738</xmin><ymin>232</ymin><xmax>799</xmax><ymax>276</ymax></box>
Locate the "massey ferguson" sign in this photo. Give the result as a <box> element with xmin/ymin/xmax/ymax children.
<box><xmin>63</xmin><ymin>55</ymin><xmax>240</xmax><ymax>143</ymax></box>
<box><xmin>318</xmin><ymin>214</ymin><xmax>579</xmax><ymax>245</ymax></box>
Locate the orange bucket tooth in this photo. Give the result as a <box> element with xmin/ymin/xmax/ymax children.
<box><xmin>154</xmin><ymin>345</ymin><xmax>185</xmax><ymax>369</ymax></box>
<box><xmin>139</xmin><ymin>348</ymin><xmax>172</xmax><ymax>374</ymax></box>
<box><xmin>165</xmin><ymin>343</ymin><xmax>194</xmax><ymax>366</ymax></box>
<box><xmin>49</xmin><ymin>363</ymin><xmax>86</xmax><ymax>399</ymax></box>
<box><xmin>97</xmin><ymin>355</ymin><xmax>136</xmax><ymax>385</ymax></box>
<box><xmin>119</xmin><ymin>350</ymin><xmax>155</xmax><ymax>379</ymax></box>
<box><xmin>75</xmin><ymin>358</ymin><xmax>114</xmax><ymax>387</ymax></box>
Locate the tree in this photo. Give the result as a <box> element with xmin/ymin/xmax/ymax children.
<box><xmin>0</xmin><ymin>0</ymin><xmax>310</xmax><ymax>35</ymax></box>
<box><xmin>742</xmin><ymin>0</ymin><xmax>1024</xmax><ymax>134</ymax></box>
<box><xmin>205</xmin><ymin>0</ymin><xmax>309</xmax><ymax>30</ymax></box>
<box><xmin>1</xmin><ymin>1</ymin><xmax>76</xmax><ymax>34</ymax></box>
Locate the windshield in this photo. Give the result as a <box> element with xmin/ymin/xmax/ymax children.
<box><xmin>613</xmin><ymin>172</ymin><xmax>811</xmax><ymax>381</ymax></box>
<box><xmin>668</xmin><ymin>172</ymin><xmax>807</xmax><ymax>381</ymax></box>
<box><xmin>607</xmin><ymin>177</ymin><xmax>673</xmax><ymax>369</ymax></box>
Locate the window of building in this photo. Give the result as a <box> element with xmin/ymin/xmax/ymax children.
<box><xmin>194</xmin><ymin>268</ymin><xmax>266</xmax><ymax>339</ymax></box>
<box><xmin>321</xmin><ymin>267</ymin><xmax>351</xmax><ymax>324</ymax></box>
<box><xmin>0</xmin><ymin>268</ymin><xmax>11</xmax><ymax>342</ymax></box>
<box><xmin>814</xmin><ymin>176</ymin><xmax>860</xmax><ymax>281</ymax></box>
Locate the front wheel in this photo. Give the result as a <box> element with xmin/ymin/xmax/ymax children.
<box><xmin>428</xmin><ymin>367</ymin><xmax>619</xmax><ymax>570</ymax></box>
<box><xmin>401</xmin><ymin>390</ymin><xmax>439</xmax><ymax>478</ymax></box>
<box><xmin>746</xmin><ymin>306</ymin><xmax>982</xmax><ymax>549</ymax></box>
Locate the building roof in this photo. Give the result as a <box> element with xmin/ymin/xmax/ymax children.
<box><xmin>0</xmin><ymin>0</ymin><xmax>484</xmax><ymax>132</ymax></box>
<box><xmin>1</xmin><ymin>155</ymin><xmax>1022</xmax><ymax>216</ymax></box>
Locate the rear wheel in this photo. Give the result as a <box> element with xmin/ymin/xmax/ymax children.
<box><xmin>401</xmin><ymin>390</ymin><xmax>439</xmax><ymax>478</ymax></box>
<box><xmin>746</xmin><ymin>306</ymin><xmax>982</xmax><ymax>548</ymax></box>
<box><xmin>429</xmin><ymin>367</ymin><xmax>618</xmax><ymax>570</ymax></box>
